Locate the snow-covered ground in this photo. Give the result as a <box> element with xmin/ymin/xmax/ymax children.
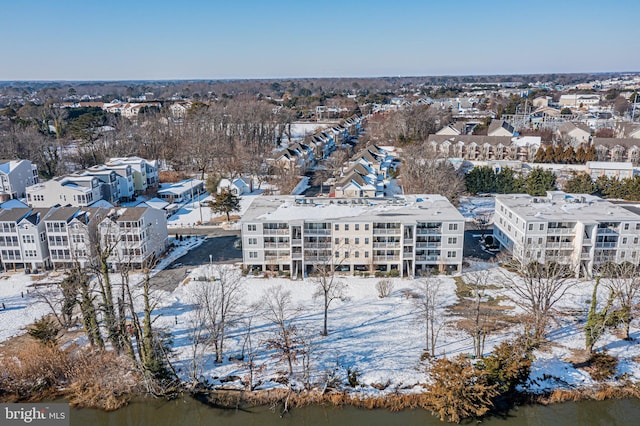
<box><xmin>2</xmin><ymin>259</ymin><xmax>640</xmax><ymax>394</ymax></box>
<box><xmin>166</xmin><ymin>191</ymin><xmax>261</xmax><ymax>228</ymax></box>
<box><xmin>458</xmin><ymin>196</ymin><xmax>495</xmax><ymax>223</ymax></box>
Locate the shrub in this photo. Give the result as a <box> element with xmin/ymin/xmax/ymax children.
<box><xmin>586</xmin><ymin>351</ymin><xmax>618</xmax><ymax>381</ymax></box>
<box><xmin>376</xmin><ymin>279</ymin><xmax>394</xmax><ymax>298</ymax></box>
<box><xmin>346</xmin><ymin>367</ymin><xmax>360</xmax><ymax>387</ymax></box>
<box><xmin>28</xmin><ymin>316</ymin><xmax>61</xmax><ymax>346</ymax></box>
<box><xmin>388</xmin><ymin>269</ymin><xmax>400</xmax><ymax>277</ymax></box>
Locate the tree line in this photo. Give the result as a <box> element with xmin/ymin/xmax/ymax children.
<box><xmin>465</xmin><ymin>166</ymin><xmax>557</xmax><ymax>196</ymax></box>
<box><xmin>533</xmin><ymin>144</ymin><xmax>597</xmax><ymax>164</ymax></box>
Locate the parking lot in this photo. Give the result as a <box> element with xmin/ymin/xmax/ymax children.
<box><xmin>463</xmin><ymin>229</ymin><xmax>497</xmax><ymax>261</ymax></box>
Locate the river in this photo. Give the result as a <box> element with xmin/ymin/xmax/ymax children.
<box><xmin>70</xmin><ymin>397</ymin><xmax>640</xmax><ymax>426</ymax></box>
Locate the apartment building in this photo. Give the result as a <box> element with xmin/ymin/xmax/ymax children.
<box><xmin>0</xmin><ymin>159</ymin><xmax>39</xmax><ymax>202</ymax></box>
<box><xmin>0</xmin><ymin>207</ymin><xmax>50</xmax><ymax>271</ymax></box>
<box><xmin>98</xmin><ymin>207</ymin><xmax>168</xmax><ymax>270</ymax></box>
<box><xmin>43</xmin><ymin>206</ymin><xmax>102</xmax><ymax>269</ymax></box>
<box><xmin>241</xmin><ymin>195</ymin><xmax>465</xmax><ymax>278</ymax></box>
<box><xmin>493</xmin><ymin>191</ymin><xmax>640</xmax><ymax>277</ymax></box>
<box><xmin>26</xmin><ymin>175</ymin><xmax>102</xmax><ymax>208</ymax></box>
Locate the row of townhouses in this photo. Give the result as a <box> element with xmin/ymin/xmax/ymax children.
<box><xmin>0</xmin><ymin>205</ymin><xmax>168</xmax><ymax>272</ymax></box>
<box><xmin>240</xmin><ymin>195</ymin><xmax>465</xmax><ymax>278</ymax></box>
<box><xmin>493</xmin><ymin>191</ymin><xmax>640</xmax><ymax>277</ymax></box>
<box><xmin>25</xmin><ymin>157</ymin><xmax>159</xmax><ymax>208</ymax></box>
<box><xmin>332</xmin><ymin>145</ymin><xmax>395</xmax><ymax>197</ymax></box>
<box><xmin>272</xmin><ymin>115</ymin><xmax>364</xmax><ymax>172</ymax></box>
<box><xmin>427</xmin><ymin>135</ymin><xmax>542</xmax><ymax>162</ymax></box>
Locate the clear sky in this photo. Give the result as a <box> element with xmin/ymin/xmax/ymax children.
<box><xmin>1</xmin><ymin>0</ymin><xmax>638</xmax><ymax>80</ymax></box>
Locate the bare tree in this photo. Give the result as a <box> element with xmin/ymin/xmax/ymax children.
<box><xmin>503</xmin><ymin>260</ymin><xmax>575</xmax><ymax>342</ymax></box>
<box><xmin>185</xmin><ymin>287</ymin><xmax>211</xmax><ymax>389</ymax></box>
<box><xmin>413</xmin><ymin>274</ymin><xmax>446</xmax><ymax>357</ymax></box>
<box><xmin>311</xmin><ymin>264</ymin><xmax>347</xmax><ymax>336</ymax></box>
<box><xmin>198</xmin><ymin>265</ymin><xmax>245</xmax><ymax>363</ymax></box>
<box><xmin>600</xmin><ymin>262</ymin><xmax>640</xmax><ymax>341</ymax></box>
<box><xmin>400</xmin><ymin>145</ymin><xmax>465</xmax><ymax>202</ymax></box>
<box><xmin>464</xmin><ymin>272</ymin><xmax>491</xmax><ymax>358</ymax></box>
<box><xmin>263</xmin><ymin>286</ymin><xmax>302</xmax><ymax>377</ymax></box>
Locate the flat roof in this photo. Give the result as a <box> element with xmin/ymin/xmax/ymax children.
<box><xmin>496</xmin><ymin>192</ymin><xmax>640</xmax><ymax>223</ymax></box>
<box><xmin>242</xmin><ymin>195</ymin><xmax>465</xmax><ymax>223</ymax></box>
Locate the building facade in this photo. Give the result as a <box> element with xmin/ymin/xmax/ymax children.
<box><xmin>241</xmin><ymin>195</ymin><xmax>465</xmax><ymax>278</ymax></box>
<box><xmin>0</xmin><ymin>159</ymin><xmax>39</xmax><ymax>202</ymax></box>
<box><xmin>493</xmin><ymin>191</ymin><xmax>640</xmax><ymax>277</ymax></box>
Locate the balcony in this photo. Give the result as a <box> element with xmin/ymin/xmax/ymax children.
<box><xmin>373</xmin><ymin>242</ymin><xmax>401</xmax><ymax>248</ymax></box>
<box><xmin>264</xmin><ymin>243</ymin><xmax>290</xmax><ymax>249</ymax></box>
<box><xmin>545</xmin><ymin>242</ymin><xmax>574</xmax><ymax>249</ymax></box>
<box><xmin>415</xmin><ymin>242</ymin><xmax>440</xmax><ymax>249</ymax></box>
<box><xmin>416</xmin><ymin>228</ymin><xmax>441</xmax><ymax>235</ymax></box>
<box><xmin>546</xmin><ymin>228</ymin><xmax>576</xmax><ymax>235</ymax></box>
<box><xmin>292</xmin><ymin>252</ymin><xmax>302</xmax><ymax>259</ymax></box>
<box><xmin>595</xmin><ymin>242</ymin><xmax>618</xmax><ymax>249</ymax></box>
<box><xmin>580</xmin><ymin>253</ymin><xmax>592</xmax><ymax>260</ymax></box>
<box><xmin>303</xmin><ymin>229</ymin><xmax>331</xmax><ymax>236</ymax></box>
<box><xmin>305</xmin><ymin>243</ymin><xmax>332</xmax><ymax>249</ymax></box>
<box><xmin>373</xmin><ymin>255</ymin><xmax>400</xmax><ymax>262</ymax></box>
<box><xmin>415</xmin><ymin>255</ymin><xmax>439</xmax><ymax>262</ymax></box>
<box><xmin>372</xmin><ymin>229</ymin><xmax>401</xmax><ymax>236</ymax></box>
<box><xmin>263</xmin><ymin>229</ymin><xmax>290</xmax><ymax>236</ymax></box>
<box><xmin>265</xmin><ymin>255</ymin><xmax>290</xmax><ymax>262</ymax></box>
<box><xmin>291</xmin><ymin>239</ymin><xmax>302</xmax><ymax>245</ymax></box>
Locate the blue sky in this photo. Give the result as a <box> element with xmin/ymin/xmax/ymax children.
<box><xmin>1</xmin><ymin>0</ymin><xmax>638</xmax><ymax>80</ymax></box>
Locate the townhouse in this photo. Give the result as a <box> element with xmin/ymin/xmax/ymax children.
<box><xmin>0</xmin><ymin>159</ymin><xmax>39</xmax><ymax>202</ymax></box>
<box><xmin>107</xmin><ymin>157</ymin><xmax>159</xmax><ymax>194</ymax></box>
<box><xmin>26</xmin><ymin>175</ymin><xmax>102</xmax><ymax>208</ymax></box>
<box><xmin>0</xmin><ymin>207</ymin><xmax>50</xmax><ymax>271</ymax></box>
<box><xmin>494</xmin><ymin>191</ymin><xmax>640</xmax><ymax>277</ymax></box>
<box><xmin>241</xmin><ymin>195</ymin><xmax>465</xmax><ymax>278</ymax></box>
<box><xmin>98</xmin><ymin>207</ymin><xmax>168</xmax><ymax>270</ymax></box>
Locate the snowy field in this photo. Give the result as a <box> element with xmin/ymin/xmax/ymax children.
<box><xmin>4</xmin><ymin>257</ymin><xmax>639</xmax><ymax>395</ymax></box>
<box><xmin>166</xmin><ymin>191</ymin><xmax>261</xmax><ymax>228</ymax></box>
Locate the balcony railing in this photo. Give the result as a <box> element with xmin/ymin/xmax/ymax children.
<box><xmin>291</xmin><ymin>239</ymin><xmax>302</xmax><ymax>245</ymax></box>
<box><xmin>372</xmin><ymin>228</ymin><xmax>401</xmax><ymax>235</ymax></box>
<box><xmin>415</xmin><ymin>242</ymin><xmax>441</xmax><ymax>249</ymax></box>
<box><xmin>416</xmin><ymin>228</ymin><xmax>441</xmax><ymax>235</ymax></box>
<box><xmin>546</xmin><ymin>228</ymin><xmax>576</xmax><ymax>235</ymax></box>
<box><xmin>373</xmin><ymin>255</ymin><xmax>400</xmax><ymax>262</ymax></box>
<box><xmin>373</xmin><ymin>242</ymin><xmax>401</xmax><ymax>248</ymax></box>
<box><xmin>303</xmin><ymin>229</ymin><xmax>331</xmax><ymax>235</ymax></box>
<box><xmin>263</xmin><ymin>229</ymin><xmax>289</xmax><ymax>235</ymax></box>
<box><xmin>595</xmin><ymin>242</ymin><xmax>618</xmax><ymax>248</ymax></box>
<box><xmin>545</xmin><ymin>242</ymin><xmax>574</xmax><ymax>249</ymax></box>
<box><xmin>264</xmin><ymin>243</ymin><xmax>290</xmax><ymax>249</ymax></box>
<box><xmin>415</xmin><ymin>255</ymin><xmax>439</xmax><ymax>262</ymax></box>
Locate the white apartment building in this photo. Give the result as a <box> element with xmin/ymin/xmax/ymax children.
<box><xmin>98</xmin><ymin>207</ymin><xmax>168</xmax><ymax>270</ymax></box>
<box><xmin>43</xmin><ymin>206</ymin><xmax>99</xmax><ymax>269</ymax></box>
<box><xmin>0</xmin><ymin>207</ymin><xmax>50</xmax><ymax>271</ymax></box>
<box><xmin>494</xmin><ymin>191</ymin><xmax>640</xmax><ymax>277</ymax></box>
<box><xmin>0</xmin><ymin>159</ymin><xmax>39</xmax><ymax>202</ymax></box>
<box><xmin>241</xmin><ymin>195</ymin><xmax>465</xmax><ymax>278</ymax></box>
<box><xmin>26</xmin><ymin>176</ymin><xmax>102</xmax><ymax>208</ymax></box>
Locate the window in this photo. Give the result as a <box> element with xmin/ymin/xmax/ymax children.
<box><xmin>345</xmin><ymin>251</ymin><xmax>349</xmax><ymax>258</ymax></box>
<box><xmin>248</xmin><ymin>238</ymin><xmax>257</xmax><ymax>245</ymax></box>
<box><xmin>448</xmin><ymin>223</ymin><xmax>458</xmax><ymax>231</ymax></box>
<box><xmin>335</xmin><ymin>251</ymin><xmax>339</xmax><ymax>258</ymax></box>
<box><xmin>355</xmin><ymin>251</ymin><xmax>359</xmax><ymax>258</ymax></box>
<box><xmin>247</xmin><ymin>224</ymin><xmax>256</xmax><ymax>231</ymax></box>
<box><xmin>335</xmin><ymin>224</ymin><xmax>339</xmax><ymax>231</ymax></box>
<box><xmin>21</xmin><ymin>235</ymin><xmax>35</xmax><ymax>244</ymax></box>
<box><xmin>623</xmin><ymin>237</ymin><xmax>628</xmax><ymax>244</ymax></box>
<box><xmin>527</xmin><ymin>238</ymin><xmax>532</xmax><ymax>244</ymax></box>
<box><xmin>447</xmin><ymin>251</ymin><xmax>456</xmax><ymax>258</ymax></box>
<box><xmin>365</xmin><ymin>224</ymin><xmax>370</xmax><ymax>231</ymax></box>
<box><xmin>355</xmin><ymin>238</ymin><xmax>360</xmax><ymax>244</ymax></box>
<box><xmin>345</xmin><ymin>238</ymin><xmax>349</xmax><ymax>245</ymax></box>
<box><xmin>345</xmin><ymin>224</ymin><xmax>349</xmax><ymax>231</ymax></box>
<box><xmin>635</xmin><ymin>237</ymin><xmax>639</xmax><ymax>244</ymax></box>
<box><xmin>448</xmin><ymin>237</ymin><xmax>457</xmax><ymax>244</ymax></box>
<box><xmin>40</xmin><ymin>232</ymin><xmax>46</xmax><ymax>242</ymax></box>
<box><xmin>364</xmin><ymin>251</ymin><xmax>369</xmax><ymax>258</ymax></box>
<box><xmin>538</xmin><ymin>238</ymin><xmax>543</xmax><ymax>244</ymax></box>
<box><xmin>355</xmin><ymin>224</ymin><xmax>360</xmax><ymax>231</ymax></box>
<box><xmin>624</xmin><ymin>223</ymin><xmax>630</xmax><ymax>231</ymax></box>
<box><xmin>335</xmin><ymin>238</ymin><xmax>339</xmax><ymax>244</ymax></box>
<box><xmin>365</xmin><ymin>238</ymin><xmax>369</xmax><ymax>244</ymax></box>
<box><xmin>539</xmin><ymin>224</ymin><xmax>544</xmax><ymax>231</ymax></box>
<box><xmin>249</xmin><ymin>252</ymin><xmax>258</xmax><ymax>259</ymax></box>
<box><xmin>636</xmin><ymin>224</ymin><xmax>640</xmax><ymax>231</ymax></box>
<box><xmin>528</xmin><ymin>224</ymin><xmax>533</xmax><ymax>231</ymax></box>
<box><xmin>621</xmin><ymin>251</ymin><xmax>626</xmax><ymax>258</ymax></box>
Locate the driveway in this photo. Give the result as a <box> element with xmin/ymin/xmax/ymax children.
<box><xmin>463</xmin><ymin>229</ymin><xmax>496</xmax><ymax>261</ymax></box>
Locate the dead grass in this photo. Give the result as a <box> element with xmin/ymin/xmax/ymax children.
<box><xmin>537</xmin><ymin>384</ymin><xmax>640</xmax><ymax>405</ymax></box>
<box><xmin>0</xmin><ymin>340</ymin><xmax>142</xmax><ymax>410</ymax></box>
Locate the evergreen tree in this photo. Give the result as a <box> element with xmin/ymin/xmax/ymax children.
<box><xmin>495</xmin><ymin>167</ymin><xmax>524</xmax><ymax>194</ymax></box>
<box><xmin>534</xmin><ymin>147</ymin><xmax>545</xmax><ymax>163</ymax></box>
<box><xmin>525</xmin><ymin>168</ymin><xmax>556</xmax><ymax>196</ymax></box>
<box><xmin>209</xmin><ymin>189</ymin><xmax>241</xmax><ymax>221</ymax></box>
<box><xmin>585</xmin><ymin>145</ymin><xmax>596</xmax><ymax>161</ymax></box>
<box><xmin>563</xmin><ymin>172</ymin><xmax>596</xmax><ymax>194</ymax></box>
<box><xmin>543</xmin><ymin>145</ymin><xmax>554</xmax><ymax>163</ymax></box>
<box><xmin>553</xmin><ymin>145</ymin><xmax>565</xmax><ymax>163</ymax></box>
<box><xmin>575</xmin><ymin>145</ymin><xmax>586</xmax><ymax>163</ymax></box>
<box><xmin>465</xmin><ymin>166</ymin><xmax>496</xmax><ymax>194</ymax></box>
<box><xmin>563</xmin><ymin>146</ymin><xmax>576</xmax><ymax>164</ymax></box>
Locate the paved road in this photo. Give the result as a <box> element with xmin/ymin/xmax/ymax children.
<box><xmin>150</xmin><ymin>234</ymin><xmax>242</xmax><ymax>292</ymax></box>
<box><xmin>463</xmin><ymin>229</ymin><xmax>497</xmax><ymax>261</ymax></box>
